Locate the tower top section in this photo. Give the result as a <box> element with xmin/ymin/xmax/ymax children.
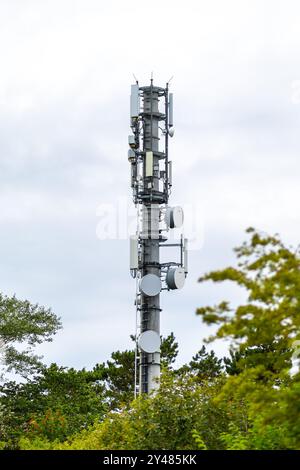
<box><xmin>128</xmin><ymin>81</ymin><xmax>174</xmax><ymax>206</ymax></box>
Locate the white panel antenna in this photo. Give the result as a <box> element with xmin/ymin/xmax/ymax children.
<box><xmin>169</xmin><ymin>93</ymin><xmax>174</xmax><ymax>127</ymax></box>
<box><xmin>130</xmin><ymin>236</ymin><xmax>138</xmax><ymax>270</ymax></box>
<box><xmin>130</xmin><ymin>84</ymin><xmax>140</xmax><ymax>118</ymax></box>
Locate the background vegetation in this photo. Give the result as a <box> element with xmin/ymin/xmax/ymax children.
<box><xmin>1</xmin><ymin>228</ymin><xmax>300</xmax><ymax>450</ymax></box>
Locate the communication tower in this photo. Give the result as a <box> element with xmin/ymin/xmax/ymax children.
<box><xmin>128</xmin><ymin>78</ymin><xmax>188</xmax><ymax>394</ymax></box>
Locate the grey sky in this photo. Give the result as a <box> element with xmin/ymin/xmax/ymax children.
<box><xmin>0</xmin><ymin>0</ymin><xmax>299</xmax><ymax>369</ymax></box>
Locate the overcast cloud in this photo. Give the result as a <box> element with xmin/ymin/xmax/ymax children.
<box><xmin>0</xmin><ymin>0</ymin><xmax>299</xmax><ymax>369</ymax></box>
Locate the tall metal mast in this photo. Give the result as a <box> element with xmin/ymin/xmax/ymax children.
<box><xmin>128</xmin><ymin>79</ymin><xmax>187</xmax><ymax>394</ymax></box>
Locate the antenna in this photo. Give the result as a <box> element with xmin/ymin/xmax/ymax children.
<box><xmin>128</xmin><ymin>80</ymin><xmax>187</xmax><ymax>395</ymax></box>
<box><xmin>169</xmin><ymin>93</ymin><xmax>174</xmax><ymax>127</ymax></box>
<box><xmin>167</xmin><ymin>75</ymin><xmax>174</xmax><ymax>86</ymax></box>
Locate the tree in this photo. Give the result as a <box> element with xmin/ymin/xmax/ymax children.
<box><xmin>160</xmin><ymin>332</ymin><xmax>179</xmax><ymax>368</ymax></box>
<box><xmin>0</xmin><ymin>403</ymin><xmax>15</xmax><ymax>448</ymax></box>
<box><xmin>0</xmin><ymin>363</ymin><xmax>107</xmax><ymax>445</ymax></box>
<box><xmin>196</xmin><ymin>228</ymin><xmax>300</xmax><ymax>448</ymax></box>
<box><xmin>0</xmin><ymin>332</ymin><xmax>182</xmax><ymax>447</ymax></box>
<box><xmin>100</xmin><ymin>349</ymin><xmax>135</xmax><ymax>410</ymax></box>
<box><xmin>197</xmin><ymin>228</ymin><xmax>300</xmax><ymax>379</ymax></box>
<box><xmin>0</xmin><ymin>293</ymin><xmax>61</xmax><ymax>378</ymax></box>
<box><xmin>178</xmin><ymin>345</ymin><xmax>223</xmax><ymax>381</ymax></box>
<box><xmin>19</xmin><ymin>372</ymin><xmax>236</xmax><ymax>450</ymax></box>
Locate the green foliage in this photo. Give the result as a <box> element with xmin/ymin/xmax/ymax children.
<box><xmin>20</xmin><ymin>372</ymin><xmax>233</xmax><ymax>450</ymax></box>
<box><xmin>100</xmin><ymin>349</ymin><xmax>135</xmax><ymax>409</ymax></box>
<box><xmin>0</xmin><ymin>363</ymin><xmax>107</xmax><ymax>445</ymax></box>
<box><xmin>196</xmin><ymin>228</ymin><xmax>300</xmax><ymax>449</ymax></box>
<box><xmin>0</xmin><ymin>403</ymin><xmax>16</xmax><ymax>449</ymax></box>
<box><xmin>178</xmin><ymin>345</ymin><xmax>223</xmax><ymax>381</ymax></box>
<box><xmin>28</xmin><ymin>409</ymin><xmax>67</xmax><ymax>442</ymax></box>
<box><xmin>0</xmin><ymin>293</ymin><xmax>61</xmax><ymax>378</ymax></box>
<box><xmin>5</xmin><ymin>228</ymin><xmax>300</xmax><ymax>450</ymax></box>
<box><xmin>192</xmin><ymin>429</ymin><xmax>207</xmax><ymax>450</ymax></box>
<box><xmin>220</xmin><ymin>422</ymin><xmax>249</xmax><ymax>450</ymax></box>
<box><xmin>219</xmin><ymin>415</ymin><xmax>290</xmax><ymax>450</ymax></box>
<box><xmin>19</xmin><ymin>436</ymin><xmax>57</xmax><ymax>450</ymax></box>
<box><xmin>160</xmin><ymin>332</ymin><xmax>179</xmax><ymax>368</ymax></box>
<box><xmin>0</xmin><ymin>332</ymin><xmax>183</xmax><ymax>447</ymax></box>
<box><xmin>197</xmin><ymin>228</ymin><xmax>300</xmax><ymax>378</ymax></box>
